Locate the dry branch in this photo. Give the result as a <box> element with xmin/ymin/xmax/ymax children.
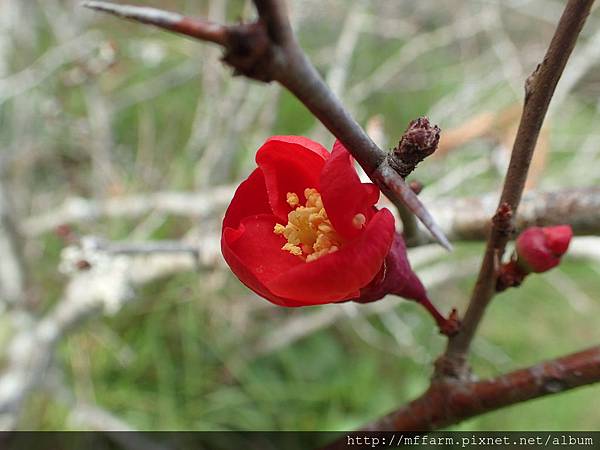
<box><xmin>22</xmin><ymin>186</ymin><xmax>235</xmax><ymax>236</ymax></box>
<box><xmin>82</xmin><ymin>1</ymin><xmax>228</xmax><ymax>45</ymax></box>
<box><xmin>25</xmin><ymin>186</ymin><xmax>600</xmax><ymax>241</ymax></box>
<box><xmin>426</xmin><ymin>187</ymin><xmax>600</xmax><ymax>242</ymax></box>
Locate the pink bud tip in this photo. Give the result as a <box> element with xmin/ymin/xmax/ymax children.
<box><xmin>543</xmin><ymin>225</ymin><xmax>573</xmax><ymax>256</ymax></box>
<box><xmin>515</xmin><ymin>225</ymin><xmax>573</xmax><ymax>273</ymax></box>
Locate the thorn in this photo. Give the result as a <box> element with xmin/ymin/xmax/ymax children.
<box><xmin>81</xmin><ymin>1</ymin><xmax>228</xmax><ymax>46</ymax></box>
<box><xmin>390</xmin><ymin>172</ymin><xmax>453</xmax><ymax>251</ymax></box>
<box><xmin>81</xmin><ymin>1</ymin><xmax>184</xmax><ymax>26</ymax></box>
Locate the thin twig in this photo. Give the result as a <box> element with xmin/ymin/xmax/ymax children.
<box><xmin>253</xmin><ymin>0</ymin><xmax>294</xmax><ymax>45</ymax></box>
<box><xmin>0</xmin><ymin>179</ymin><xmax>25</xmax><ymax>307</ymax></box>
<box><xmin>81</xmin><ymin>1</ymin><xmax>228</xmax><ymax>45</ymax></box>
<box><xmin>442</xmin><ymin>0</ymin><xmax>595</xmax><ymax>375</ymax></box>
<box><xmin>24</xmin><ymin>186</ymin><xmax>600</xmax><ymax>239</ymax></box>
<box><xmin>376</xmin><ymin>165</ymin><xmax>448</xmax><ymax>248</ymax></box>
<box><xmin>22</xmin><ymin>186</ymin><xmax>235</xmax><ymax>236</ymax></box>
<box><xmin>424</xmin><ymin>187</ymin><xmax>600</xmax><ymax>242</ymax></box>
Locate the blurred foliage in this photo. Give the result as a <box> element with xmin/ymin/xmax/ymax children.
<box><xmin>3</xmin><ymin>0</ymin><xmax>600</xmax><ymax>431</ymax></box>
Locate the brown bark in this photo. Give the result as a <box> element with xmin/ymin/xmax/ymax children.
<box><xmin>430</xmin><ymin>187</ymin><xmax>600</xmax><ymax>242</ymax></box>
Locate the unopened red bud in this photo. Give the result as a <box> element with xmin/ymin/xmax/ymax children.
<box><xmin>544</xmin><ymin>225</ymin><xmax>572</xmax><ymax>255</ymax></box>
<box><xmin>516</xmin><ymin>225</ymin><xmax>573</xmax><ymax>273</ymax></box>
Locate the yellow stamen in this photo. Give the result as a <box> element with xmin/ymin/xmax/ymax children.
<box><xmin>274</xmin><ymin>187</ymin><xmax>343</xmax><ymax>262</ymax></box>
<box><xmin>286</xmin><ymin>192</ymin><xmax>300</xmax><ymax>207</ymax></box>
<box><xmin>282</xmin><ymin>242</ymin><xmax>303</xmax><ymax>256</ymax></box>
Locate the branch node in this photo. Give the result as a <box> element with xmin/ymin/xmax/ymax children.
<box><xmin>433</xmin><ymin>353</ymin><xmax>473</xmax><ymax>382</ymax></box>
<box><xmin>492</xmin><ymin>202</ymin><xmax>514</xmax><ymax>243</ymax></box>
<box><xmin>524</xmin><ymin>63</ymin><xmax>541</xmax><ymax>101</ymax></box>
<box><xmin>543</xmin><ymin>378</ymin><xmax>567</xmax><ymax>393</ymax></box>
<box><xmin>495</xmin><ymin>259</ymin><xmax>526</xmax><ymax>292</ymax></box>
<box><xmin>440</xmin><ymin>308</ymin><xmax>461</xmax><ymax>337</ymax></box>
<box><xmin>222</xmin><ymin>22</ymin><xmax>277</xmax><ymax>82</ymax></box>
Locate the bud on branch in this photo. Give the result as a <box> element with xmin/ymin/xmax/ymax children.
<box><xmin>496</xmin><ymin>225</ymin><xmax>573</xmax><ymax>291</ymax></box>
<box><xmin>390</xmin><ymin>117</ymin><xmax>441</xmax><ymax>178</ymax></box>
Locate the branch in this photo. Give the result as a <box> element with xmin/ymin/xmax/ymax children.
<box><xmin>81</xmin><ymin>1</ymin><xmax>228</xmax><ymax>45</ymax></box>
<box><xmin>22</xmin><ymin>186</ymin><xmax>235</xmax><ymax>236</ymax></box>
<box><xmin>425</xmin><ymin>187</ymin><xmax>600</xmax><ymax>242</ymax></box>
<box><xmin>253</xmin><ymin>0</ymin><xmax>294</xmax><ymax>45</ymax></box>
<box><xmin>356</xmin><ymin>345</ymin><xmax>600</xmax><ymax>432</ymax></box>
<box><xmin>24</xmin><ymin>186</ymin><xmax>600</xmax><ymax>241</ymax></box>
<box><xmin>81</xmin><ymin>0</ymin><xmax>451</xmax><ymax>250</ymax></box>
<box><xmin>442</xmin><ymin>0</ymin><xmax>595</xmax><ymax>374</ymax></box>
<box><xmin>0</xmin><ymin>179</ymin><xmax>26</xmax><ymax>307</ymax></box>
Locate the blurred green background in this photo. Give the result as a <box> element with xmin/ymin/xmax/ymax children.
<box><xmin>1</xmin><ymin>0</ymin><xmax>599</xmax><ymax>431</ymax></box>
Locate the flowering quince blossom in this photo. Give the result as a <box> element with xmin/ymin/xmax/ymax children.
<box><xmin>221</xmin><ymin>136</ymin><xmax>448</xmax><ymax>320</ymax></box>
<box><xmin>515</xmin><ymin>225</ymin><xmax>573</xmax><ymax>273</ymax></box>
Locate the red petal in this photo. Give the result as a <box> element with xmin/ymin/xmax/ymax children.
<box><xmin>543</xmin><ymin>225</ymin><xmax>572</xmax><ymax>256</ymax></box>
<box><xmin>256</xmin><ymin>137</ymin><xmax>329</xmax><ymax>221</ymax></box>
<box><xmin>265</xmin><ymin>208</ymin><xmax>395</xmax><ymax>304</ymax></box>
<box><xmin>320</xmin><ymin>140</ymin><xmax>381</xmax><ymax>239</ymax></box>
<box><xmin>222</xmin><ymin>169</ymin><xmax>271</xmax><ymax>229</ymax></box>
<box><xmin>516</xmin><ymin>227</ymin><xmax>559</xmax><ymax>273</ymax></box>
<box><xmin>265</xmin><ymin>135</ymin><xmax>330</xmax><ymax>159</ymax></box>
<box><xmin>222</xmin><ymin>214</ymin><xmax>305</xmax><ymax>307</ymax></box>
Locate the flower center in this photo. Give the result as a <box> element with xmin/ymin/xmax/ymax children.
<box><xmin>273</xmin><ymin>188</ymin><xmax>365</xmax><ymax>262</ymax></box>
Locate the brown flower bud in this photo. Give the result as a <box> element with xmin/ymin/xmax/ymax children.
<box><xmin>391</xmin><ymin>117</ymin><xmax>441</xmax><ymax>178</ymax></box>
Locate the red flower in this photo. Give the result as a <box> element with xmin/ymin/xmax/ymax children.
<box><xmin>221</xmin><ymin>136</ymin><xmax>429</xmax><ymax>308</ymax></box>
<box><xmin>515</xmin><ymin>225</ymin><xmax>573</xmax><ymax>273</ymax></box>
